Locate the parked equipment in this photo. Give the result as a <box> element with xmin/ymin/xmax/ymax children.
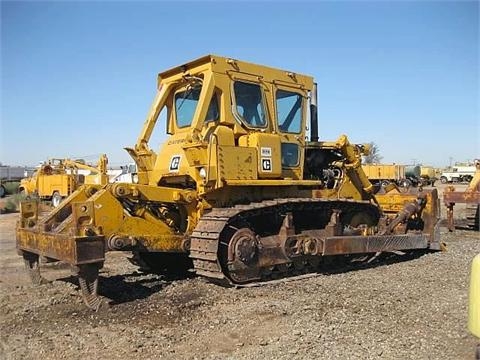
<box><xmin>405</xmin><ymin>165</ymin><xmax>422</xmax><ymax>187</ymax></box>
<box><xmin>16</xmin><ymin>55</ymin><xmax>442</xmax><ymax>310</ymax></box>
<box><xmin>362</xmin><ymin>164</ymin><xmax>410</xmax><ymax>189</ymax></box>
<box><xmin>110</xmin><ymin>163</ymin><xmax>138</xmax><ymax>183</ymax></box>
<box><xmin>420</xmin><ymin>166</ymin><xmax>438</xmax><ymax>186</ymax></box>
<box><xmin>19</xmin><ymin>155</ymin><xmax>109</xmax><ymax>207</ymax></box>
<box><xmin>362</xmin><ymin>164</ymin><xmax>424</xmax><ymax>189</ymax></box>
<box><xmin>443</xmin><ymin>160</ymin><xmax>480</xmax><ymax>231</ymax></box>
<box><xmin>0</xmin><ymin>164</ymin><xmax>28</xmax><ymax>197</ymax></box>
<box><xmin>440</xmin><ymin>165</ymin><xmax>477</xmax><ymax>184</ymax></box>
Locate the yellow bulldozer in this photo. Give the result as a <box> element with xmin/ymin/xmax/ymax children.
<box><xmin>19</xmin><ymin>154</ymin><xmax>109</xmax><ymax>207</ymax></box>
<box><xmin>16</xmin><ymin>55</ymin><xmax>442</xmax><ymax>310</ymax></box>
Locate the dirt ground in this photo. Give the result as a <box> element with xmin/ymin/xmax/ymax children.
<box><xmin>0</xmin><ymin>184</ymin><xmax>479</xmax><ymax>359</ymax></box>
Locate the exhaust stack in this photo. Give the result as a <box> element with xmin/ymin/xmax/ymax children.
<box><xmin>310</xmin><ymin>82</ymin><xmax>318</xmax><ymax>142</ymax></box>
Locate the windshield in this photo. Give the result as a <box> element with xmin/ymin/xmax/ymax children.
<box><xmin>175</xmin><ymin>86</ymin><xmax>202</xmax><ymax>128</ymax></box>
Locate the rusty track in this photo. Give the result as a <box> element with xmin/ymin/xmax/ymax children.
<box><xmin>190</xmin><ymin>198</ymin><xmax>433</xmax><ymax>286</ymax></box>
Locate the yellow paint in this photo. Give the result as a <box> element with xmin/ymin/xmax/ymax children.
<box><xmin>16</xmin><ymin>55</ymin><xmax>441</xmax><ymax>264</ymax></box>
<box><xmin>19</xmin><ymin>155</ymin><xmax>109</xmax><ymax>200</ymax></box>
<box><xmin>362</xmin><ymin>164</ymin><xmax>405</xmax><ymax>181</ymax></box>
<box><xmin>469</xmin><ymin>254</ymin><xmax>480</xmax><ymax>338</ymax></box>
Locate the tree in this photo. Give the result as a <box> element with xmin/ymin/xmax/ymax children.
<box><xmin>363</xmin><ymin>142</ymin><xmax>383</xmax><ymax>164</ymax></box>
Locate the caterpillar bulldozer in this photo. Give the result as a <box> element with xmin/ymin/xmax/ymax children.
<box><xmin>16</xmin><ymin>55</ymin><xmax>442</xmax><ymax>310</ymax></box>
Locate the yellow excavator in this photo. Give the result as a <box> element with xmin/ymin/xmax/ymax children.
<box><xmin>16</xmin><ymin>55</ymin><xmax>442</xmax><ymax>310</ymax></box>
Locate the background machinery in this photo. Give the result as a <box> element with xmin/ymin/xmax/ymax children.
<box><xmin>443</xmin><ymin>160</ymin><xmax>480</xmax><ymax>231</ymax></box>
<box><xmin>361</xmin><ymin>163</ymin><xmax>423</xmax><ymax>189</ymax></box>
<box><xmin>19</xmin><ymin>154</ymin><xmax>109</xmax><ymax>207</ymax></box>
<box><xmin>16</xmin><ymin>55</ymin><xmax>442</xmax><ymax>309</ymax></box>
<box><xmin>0</xmin><ymin>164</ymin><xmax>29</xmax><ymax>198</ymax></box>
<box><xmin>440</xmin><ymin>165</ymin><xmax>477</xmax><ymax>184</ymax></box>
<box><xmin>420</xmin><ymin>166</ymin><xmax>438</xmax><ymax>186</ymax></box>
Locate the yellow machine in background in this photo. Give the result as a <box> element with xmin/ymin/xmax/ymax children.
<box><xmin>362</xmin><ymin>164</ymin><xmax>406</xmax><ymax>187</ymax></box>
<box><xmin>17</xmin><ymin>55</ymin><xmax>441</xmax><ymax>309</ymax></box>
<box><xmin>19</xmin><ymin>154</ymin><xmax>109</xmax><ymax>207</ymax></box>
<box><xmin>420</xmin><ymin>166</ymin><xmax>439</xmax><ymax>186</ymax></box>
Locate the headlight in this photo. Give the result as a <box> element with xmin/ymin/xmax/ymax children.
<box><xmin>199</xmin><ymin>167</ymin><xmax>207</xmax><ymax>179</ymax></box>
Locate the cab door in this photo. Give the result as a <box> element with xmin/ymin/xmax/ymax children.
<box><xmin>274</xmin><ymin>86</ymin><xmax>307</xmax><ymax>180</ymax></box>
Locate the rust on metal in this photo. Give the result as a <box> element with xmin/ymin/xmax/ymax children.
<box><xmin>17</xmin><ymin>228</ymin><xmax>105</xmax><ymax>265</ymax></box>
<box><xmin>443</xmin><ymin>161</ymin><xmax>480</xmax><ymax>231</ymax></box>
<box><xmin>190</xmin><ymin>197</ymin><xmax>438</xmax><ymax>286</ymax></box>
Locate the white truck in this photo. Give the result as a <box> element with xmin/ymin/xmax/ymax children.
<box><xmin>440</xmin><ymin>165</ymin><xmax>476</xmax><ymax>184</ymax></box>
<box><xmin>109</xmin><ymin>164</ymin><xmax>138</xmax><ymax>183</ymax></box>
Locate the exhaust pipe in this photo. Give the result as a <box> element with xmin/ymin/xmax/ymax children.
<box><xmin>310</xmin><ymin>82</ymin><xmax>318</xmax><ymax>142</ymax></box>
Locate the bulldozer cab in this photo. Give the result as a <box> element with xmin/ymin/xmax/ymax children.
<box><xmin>128</xmin><ymin>55</ymin><xmax>314</xmax><ymax>193</ymax></box>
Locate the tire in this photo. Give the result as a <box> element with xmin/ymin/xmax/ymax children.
<box><xmin>397</xmin><ymin>179</ymin><xmax>411</xmax><ymax>193</ymax></box>
<box><xmin>51</xmin><ymin>191</ymin><xmax>63</xmax><ymax>207</ymax></box>
<box><xmin>400</xmin><ymin>179</ymin><xmax>412</xmax><ymax>188</ymax></box>
<box><xmin>440</xmin><ymin>176</ymin><xmax>448</xmax><ymax>184</ymax></box>
<box><xmin>0</xmin><ymin>185</ymin><xmax>5</xmax><ymax>198</ymax></box>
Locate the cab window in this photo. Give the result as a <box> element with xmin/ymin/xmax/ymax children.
<box><xmin>175</xmin><ymin>86</ymin><xmax>202</xmax><ymax>128</ymax></box>
<box><xmin>205</xmin><ymin>94</ymin><xmax>219</xmax><ymax>123</ymax></box>
<box><xmin>281</xmin><ymin>143</ymin><xmax>300</xmax><ymax>167</ymax></box>
<box><xmin>276</xmin><ymin>90</ymin><xmax>302</xmax><ymax>133</ymax></box>
<box><xmin>234</xmin><ymin>81</ymin><xmax>267</xmax><ymax>128</ymax></box>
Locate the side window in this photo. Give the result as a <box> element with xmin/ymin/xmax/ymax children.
<box><xmin>175</xmin><ymin>86</ymin><xmax>202</xmax><ymax>128</ymax></box>
<box><xmin>233</xmin><ymin>81</ymin><xmax>267</xmax><ymax>128</ymax></box>
<box><xmin>281</xmin><ymin>143</ymin><xmax>299</xmax><ymax>167</ymax></box>
<box><xmin>205</xmin><ymin>94</ymin><xmax>219</xmax><ymax>123</ymax></box>
<box><xmin>276</xmin><ymin>90</ymin><xmax>302</xmax><ymax>133</ymax></box>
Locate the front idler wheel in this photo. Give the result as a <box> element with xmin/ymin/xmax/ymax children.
<box><xmin>226</xmin><ymin>228</ymin><xmax>260</xmax><ymax>283</ymax></box>
<box><xmin>230</xmin><ymin>228</ymin><xmax>258</xmax><ymax>265</ymax></box>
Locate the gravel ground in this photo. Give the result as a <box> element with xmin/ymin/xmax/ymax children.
<box><xmin>0</xmin><ymin>185</ymin><xmax>479</xmax><ymax>360</ymax></box>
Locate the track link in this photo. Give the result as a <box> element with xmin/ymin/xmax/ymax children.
<box><xmin>466</xmin><ymin>204</ymin><xmax>480</xmax><ymax>230</ymax></box>
<box><xmin>190</xmin><ymin>198</ymin><xmax>381</xmax><ymax>286</ymax></box>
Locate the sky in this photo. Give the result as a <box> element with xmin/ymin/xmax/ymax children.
<box><xmin>1</xmin><ymin>0</ymin><xmax>478</xmax><ymax>168</ymax></box>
